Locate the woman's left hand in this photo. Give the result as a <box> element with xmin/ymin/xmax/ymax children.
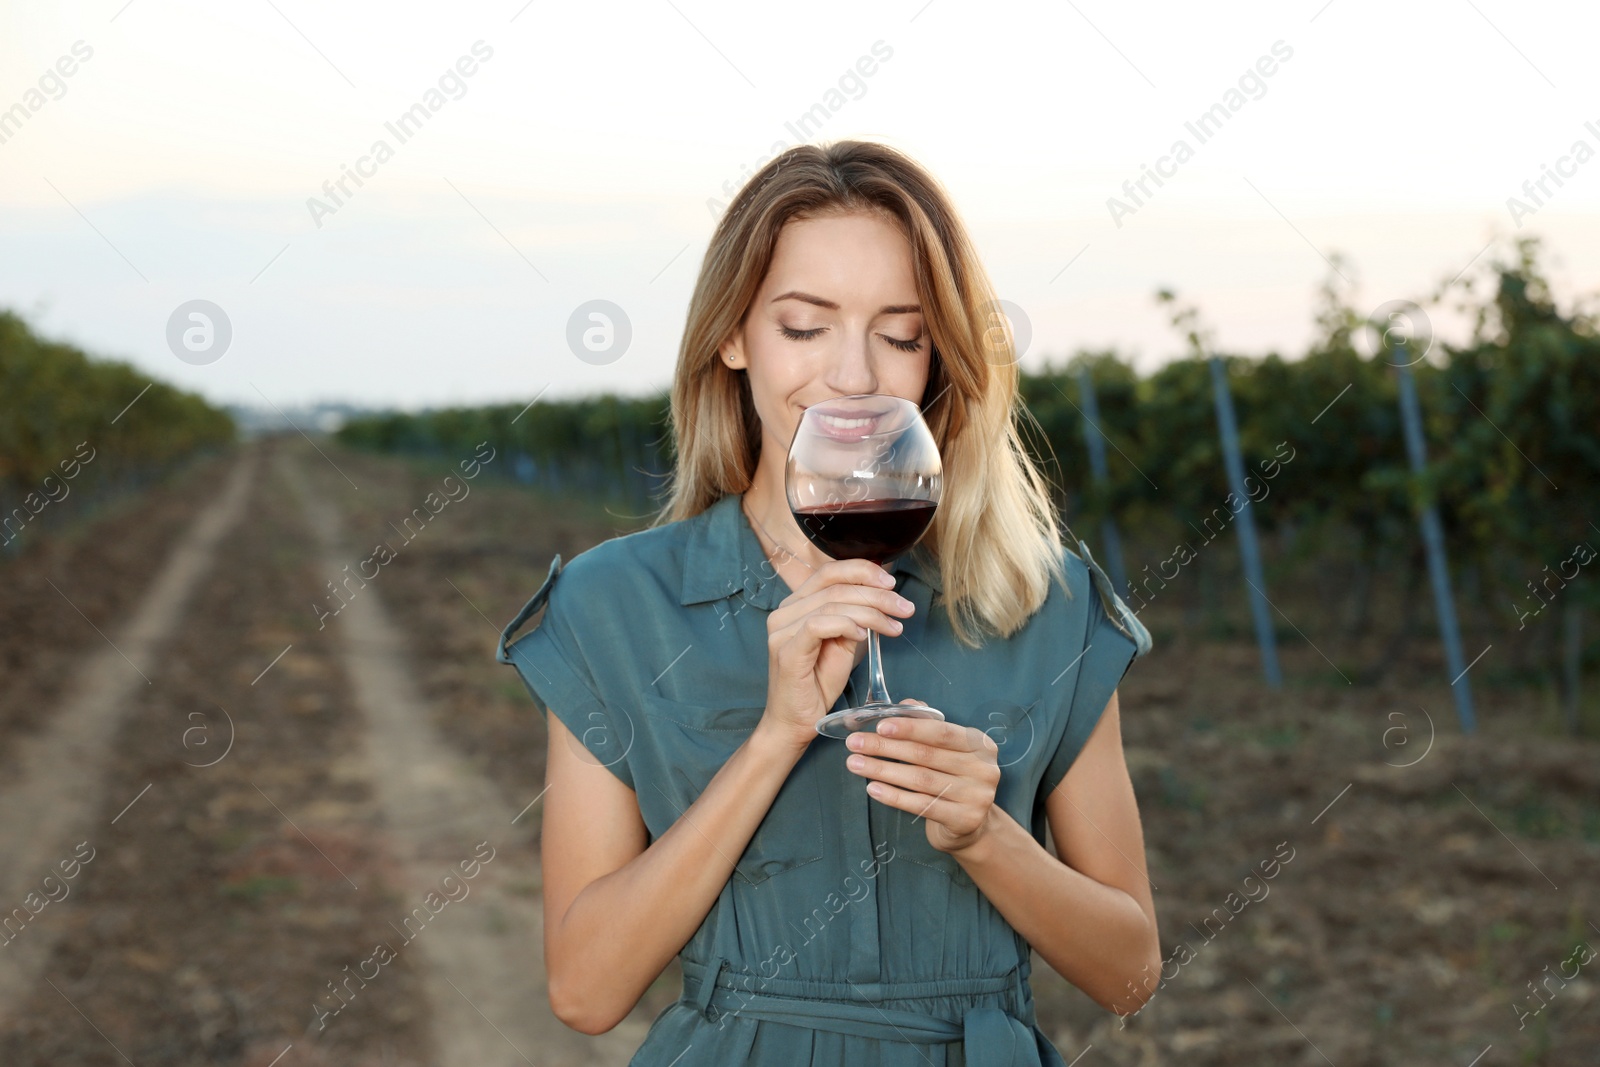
<box><xmin>844</xmin><ymin>702</ymin><xmax>1001</xmax><ymax>855</ymax></box>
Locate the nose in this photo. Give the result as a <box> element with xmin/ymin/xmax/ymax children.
<box><xmin>826</xmin><ymin>326</ymin><xmax>877</xmax><ymax>397</ymax></box>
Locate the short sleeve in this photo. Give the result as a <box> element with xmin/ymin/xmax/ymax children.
<box><xmin>496</xmin><ymin>554</ymin><xmax>635</xmax><ymax>791</ymax></box>
<box><xmin>1039</xmin><ymin>543</ymin><xmax>1152</xmax><ymax>797</ymax></box>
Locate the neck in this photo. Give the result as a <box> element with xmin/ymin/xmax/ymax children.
<box><xmin>743</xmin><ymin>464</ymin><xmax>832</xmax><ymax>573</ymax></box>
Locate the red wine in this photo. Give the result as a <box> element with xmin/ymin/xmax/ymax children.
<box><xmin>791</xmin><ymin>498</ymin><xmax>937</xmax><ymax>563</ymax></box>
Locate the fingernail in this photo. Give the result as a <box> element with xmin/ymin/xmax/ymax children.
<box><xmin>878</xmin><ymin>721</ymin><xmax>897</xmax><ymax>736</ymax></box>
<box><xmin>847</xmin><ymin>755</ymin><xmax>865</xmax><ymax>770</ymax></box>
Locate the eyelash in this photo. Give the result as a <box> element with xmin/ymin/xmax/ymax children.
<box><xmin>779</xmin><ymin>325</ymin><xmax>923</xmax><ymax>353</ymax></box>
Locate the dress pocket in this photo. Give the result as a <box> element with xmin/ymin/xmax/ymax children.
<box><xmin>636</xmin><ymin>692</ymin><xmax>825</xmax><ymax>886</ymax></box>
<box><xmin>888</xmin><ymin>804</ymin><xmax>975</xmax><ymax>889</ymax></box>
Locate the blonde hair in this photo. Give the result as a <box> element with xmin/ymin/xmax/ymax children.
<box><xmin>654</xmin><ymin>138</ymin><xmax>1071</xmax><ymax>647</ymax></box>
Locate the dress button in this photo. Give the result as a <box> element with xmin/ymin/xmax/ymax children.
<box><xmin>760</xmin><ymin>859</ymin><xmax>786</xmax><ymax>876</ymax></box>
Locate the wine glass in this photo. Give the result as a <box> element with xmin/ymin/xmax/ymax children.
<box><xmin>785</xmin><ymin>393</ymin><xmax>945</xmax><ymax>739</ymax></box>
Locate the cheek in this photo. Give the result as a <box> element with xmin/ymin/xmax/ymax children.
<box><xmin>893</xmin><ymin>353</ymin><xmax>933</xmax><ymax>405</ymax></box>
<box><xmin>742</xmin><ymin>369</ymin><xmax>800</xmax><ymax>449</ymax></box>
<box><xmin>748</xmin><ymin>338</ymin><xmax>816</xmax><ymax>414</ymax></box>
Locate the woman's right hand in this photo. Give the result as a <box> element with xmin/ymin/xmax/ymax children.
<box><xmin>759</xmin><ymin>559</ymin><xmax>917</xmax><ymax>753</ymax></box>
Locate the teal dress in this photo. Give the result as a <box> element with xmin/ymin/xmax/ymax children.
<box><xmin>497</xmin><ymin>492</ymin><xmax>1152</xmax><ymax>1066</ymax></box>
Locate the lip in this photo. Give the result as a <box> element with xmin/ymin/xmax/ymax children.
<box><xmin>802</xmin><ymin>403</ymin><xmax>891</xmax><ymax>420</ymax></box>
<box><xmin>806</xmin><ymin>407</ymin><xmax>887</xmax><ymax>439</ymax></box>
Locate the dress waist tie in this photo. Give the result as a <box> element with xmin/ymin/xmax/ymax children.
<box><xmin>679</xmin><ymin>955</ymin><xmax>1052</xmax><ymax>1067</ymax></box>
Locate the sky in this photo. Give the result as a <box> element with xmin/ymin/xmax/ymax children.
<box><xmin>2</xmin><ymin>0</ymin><xmax>1598</xmax><ymax>411</ymax></box>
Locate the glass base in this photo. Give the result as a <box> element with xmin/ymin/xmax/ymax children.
<box><xmin>815</xmin><ymin>701</ymin><xmax>946</xmax><ymax>739</ymax></box>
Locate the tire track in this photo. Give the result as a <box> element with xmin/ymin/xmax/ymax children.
<box><xmin>278</xmin><ymin>446</ymin><xmax>646</xmax><ymax>1066</ymax></box>
<box><xmin>0</xmin><ymin>448</ymin><xmax>258</xmax><ymax>1029</ymax></box>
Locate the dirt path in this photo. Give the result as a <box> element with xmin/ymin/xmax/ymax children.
<box><xmin>278</xmin><ymin>446</ymin><xmax>649</xmax><ymax>1066</ymax></box>
<box><xmin>0</xmin><ymin>450</ymin><xmax>238</xmax><ymax>777</ymax></box>
<box><xmin>0</xmin><ymin>450</ymin><xmax>258</xmax><ymax>1028</ymax></box>
<box><xmin>4</xmin><ymin>439</ymin><xmax>443</xmax><ymax>1064</ymax></box>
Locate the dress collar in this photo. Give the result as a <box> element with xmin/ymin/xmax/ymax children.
<box><xmin>680</xmin><ymin>492</ymin><xmax>942</xmax><ymax>609</ymax></box>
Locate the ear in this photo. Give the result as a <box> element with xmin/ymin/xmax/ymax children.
<box><xmin>720</xmin><ymin>330</ymin><xmax>747</xmax><ymax>370</ymax></box>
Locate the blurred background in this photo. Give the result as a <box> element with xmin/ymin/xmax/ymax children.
<box><xmin>1</xmin><ymin>1</ymin><xmax>1597</xmax><ymax>1064</ymax></box>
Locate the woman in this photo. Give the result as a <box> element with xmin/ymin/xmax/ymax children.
<box><xmin>496</xmin><ymin>139</ymin><xmax>1159</xmax><ymax>1065</ymax></box>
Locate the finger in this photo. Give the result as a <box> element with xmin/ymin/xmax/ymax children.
<box><xmin>846</xmin><ymin>729</ymin><xmax>976</xmax><ymax>776</ymax></box>
<box><xmin>851</xmin><ymin>726</ymin><xmax>998</xmax><ymax>777</ymax></box>
<box><xmin>772</xmin><ymin>612</ymin><xmax>870</xmax><ymax>666</ymax></box>
<box><xmin>772</xmin><ymin>583</ymin><xmax>915</xmax><ymax>632</ymax></box>
<box><xmin>861</xmin><ymin>777</ymin><xmax>958</xmax><ymax>823</ymax></box>
<box><xmin>774</xmin><ymin>600</ymin><xmax>907</xmax><ymax>643</ymax></box>
<box><xmin>766</xmin><ymin>551</ymin><xmax>903</xmax><ymax>614</ymax></box>
<box><xmin>791</xmin><ymin>559</ymin><xmax>896</xmax><ymax>600</ymax></box>
<box><xmin>888</xmin><ymin>717</ymin><xmax>999</xmax><ymax>757</ymax></box>
<box><xmin>846</xmin><ymin>751</ymin><xmax>964</xmax><ymax>798</ymax></box>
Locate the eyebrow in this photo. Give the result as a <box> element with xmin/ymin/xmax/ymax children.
<box><xmin>770</xmin><ymin>290</ymin><xmax>921</xmax><ymax>315</ymax></box>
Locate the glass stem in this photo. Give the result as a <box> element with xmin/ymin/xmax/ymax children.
<box><xmin>864</xmin><ymin>628</ymin><xmax>892</xmax><ymax>707</ymax></box>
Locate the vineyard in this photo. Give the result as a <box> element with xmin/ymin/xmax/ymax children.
<box><xmin>336</xmin><ymin>237</ymin><xmax>1600</xmax><ymax>735</ymax></box>
<box><xmin>0</xmin><ymin>310</ymin><xmax>236</xmax><ymax>555</ymax></box>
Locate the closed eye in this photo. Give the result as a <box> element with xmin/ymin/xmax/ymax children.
<box><xmin>778</xmin><ymin>325</ymin><xmax>923</xmax><ymax>353</ymax></box>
